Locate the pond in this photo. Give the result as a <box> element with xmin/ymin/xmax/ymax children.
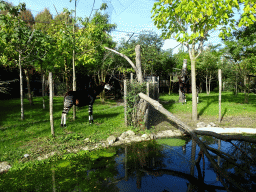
<box><xmin>1</xmin><ymin>136</ymin><xmax>256</xmax><ymax>191</ymax></box>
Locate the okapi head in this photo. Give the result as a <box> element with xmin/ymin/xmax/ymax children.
<box><xmin>94</xmin><ymin>82</ymin><xmax>112</xmax><ymax>95</ymax></box>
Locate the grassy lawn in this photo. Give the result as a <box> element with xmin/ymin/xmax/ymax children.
<box><xmin>0</xmin><ymin>96</ymin><xmax>133</xmax><ymax>166</ymax></box>
<box><xmin>159</xmin><ymin>91</ymin><xmax>256</xmax><ymax>128</ymax></box>
<box><xmin>1</xmin><ymin>91</ymin><xmax>256</xmax><ymax>167</ymax></box>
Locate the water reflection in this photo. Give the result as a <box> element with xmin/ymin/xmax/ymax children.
<box><xmin>1</xmin><ymin>136</ymin><xmax>256</xmax><ymax>191</ymax></box>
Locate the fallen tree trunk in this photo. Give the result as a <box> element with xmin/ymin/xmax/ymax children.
<box><xmin>194</xmin><ymin>130</ymin><xmax>256</xmax><ymax>143</ymax></box>
<box><xmin>138</xmin><ymin>92</ymin><xmax>248</xmax><ymax>191</ymax></box>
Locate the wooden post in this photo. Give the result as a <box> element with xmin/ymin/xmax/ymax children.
<box><xmin>42</xmin><ymin>73</ymin><xmax>45</xmax><ymax>109</ymax></box>
<box><xmin>153</xmin><ymin>77</ymin><xmax>156</xmax><ymax>100</ymax></box>
<box><xmin>124</xmin><ymin>80</ymin><xmax>128</xmax><ymax>126</ymax></box>
<box><xmin>49</xmin><ymin>72</ymin><xmax>54</xmax><ymax>137</ymax></box>
<box><xmin>157</xmin><ymin>76</ymin><xmax>159</xmax><ymax>100</ymax></box>
<box><xmin>147</xmin><ymin>82</ymin><xmax>149</xmax><ymax>96</ymax></box>
<box><xmin>218</xmin><ymin>69</ymin><xmax>222</xmax><ymax>123</ymax></box>
<box><xmin>130</xmin><ymin>73</ymin><xmax>133</xmax><ymax>83</ymax></box>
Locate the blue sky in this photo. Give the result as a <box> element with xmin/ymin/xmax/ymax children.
<box><xmin>7</xmin><ymin>0</ymin><xmax>223</xmax><ymax>54</ymax></box>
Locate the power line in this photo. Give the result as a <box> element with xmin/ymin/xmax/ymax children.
<box><xmin>113</xmin><ymin>0</ymin><xmax>136</xmax><ymax>19</ymax></box>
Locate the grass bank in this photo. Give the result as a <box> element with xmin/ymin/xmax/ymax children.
<box><xmin>159</xmin><ymin>91</ymin><xmax>256</xmax><ymax>128</ymax></box>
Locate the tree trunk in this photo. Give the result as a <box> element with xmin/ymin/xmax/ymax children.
<box><xmin>191</xmin><ymin>58</ymin><xmax>197</xmax><ymax>121</ymax></box>
<box><xmin>206</xmin><ymin>75</ymin><xmax>209</xmax><ymax>94</ymax></box>
<box><xmin>42</xmin><ymin>73</ymin><xmax>45</xmax><ymax>109</ymax></box>
<box><xmin>24</xmin><ymin>68</ymin><xmax>33</xmax><ymax>106</ymax></box>
<box><xmin>72</xmin><ymin>2</ymin><xmax>77</xmax><ymax>121</ymax></box>
<box><xmin>235</xmin><ymin>73</ymin><xmax>238</xmax><ymax>96</ymax></box>
<box><xmin>19</xmin><ymin>53</ymin><xmax>24</xmax><ymax>120</ymax></box>
<box><xmin>179</xmin><ymin>59</ymin><xmax>187</xmax><ymax>103</ymax></box>
<box><xmin>49</xmin><ymin>72</ymin><xmax>54</xmax><ymax>136</ymax></box>
<box><xmin>208</xmin><ymin>73</ymin><xmax>211</xmax><ymax>94</ymax></box>
<box><xmin>244</xmin><ymin>75</ymin><xmax>249</xmax><ymax>103</ymax></box>
<box><xmin>135</xmin><ymin>45</ymin><xmax>143</xmax><ymax>84</ymax></box>
<box><xmin>169</xmin><ymin>75</ymin><xmax>173</xmax><ymax>95</ymax></box>
<box><xmin>99</xmin><ymin>69</ymin><xmax>106</xmax><ymax>102</ymax></box>
<box><xmin>64</xmin><ymin>57</ymin><xmax>69</xmax><ymax>92</ymax></box>
<box><xmin>218</xmin><ymin>69</ymin><xmax>222</xmax><ymax>123</ymax></box>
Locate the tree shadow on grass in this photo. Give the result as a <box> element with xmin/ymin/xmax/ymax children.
<box><xmin>198</xmin><ymin>99</ymin><xmax>214</xmax><ymax>118</ymax></box>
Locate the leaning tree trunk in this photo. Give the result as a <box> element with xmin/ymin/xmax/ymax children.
<box><xmin>24</xmin><ymin>68</ymin><xmax>33</xmax><ymax>106</ymax></box>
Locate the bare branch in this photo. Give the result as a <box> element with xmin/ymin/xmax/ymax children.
<box><xmin>104</xmin><ymin>47</ymin><xmax>137</xmax><ymax>71</ymax></box>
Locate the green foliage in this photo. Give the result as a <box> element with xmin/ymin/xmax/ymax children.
<box><xmin>151</xmin><ymin>0</ymin><xmax>256</xmax><ymax>42</ymax></box>
<box><xmin>126</xmin><ymin>81</ymin><xmax>147</xmax><ymax>126</ymax></box>
<box><xmin>34</xmin><ymin>8</ymin><xmax>53</xmax><ymax>33</ymax></box>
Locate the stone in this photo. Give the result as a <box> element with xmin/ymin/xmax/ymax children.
<box><xmin>24</xmin><ymin>154</ymin><xmax>30</xmax><ymax>158</ymax></box>
<box><xmin>149</xmin><ymin>134</ymin><xmax>156</xmax><ymax>139</ymax></box>
<box><xmin>208</xmin><ymin>122</ymin><xmax>216</xmax><ymax>127</ymax></box>
<box><xmin>0</xmin><ymin>161</ymin><xmax>11</xmax><ymax>173</ymax></box>
<box><xmin>107</xmin><ymin>135</ymin><xmax>116</xmax><ymax>145</ymax></box>
<box><xmin>37</xmin><ymin>152</ymin><xmax>55</xmax><ymax>161</ymax></box>
<box><xmin>119</xmin><ymin>132</ymin><xmax>128</xmax><ymax>140</ymax></box>
<box><xmin>141</xmin><ymin>134</ymin><xmax>149</xmax><ymax>139</ymax></box>
<box><xmin>126</xmin><ymin>130</ymin><xmax>135</xmax><ymax>136</ymax></box>
<box><xmin>197</xmin><ymin>122</ymin><xmax>206</xmax><ymax>128</ymax></box>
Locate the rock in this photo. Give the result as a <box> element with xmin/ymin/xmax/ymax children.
<box><xmin>119</xmin><ymin>130</ymin><xmax>136</xmax><ymax>140</ymax></box>
<box><xmin>197</xmin><ymin>122</ymin><xmax>206</xmax><ymax>128</ymax></box>
<box><xmin>126</xmin><ymin>130</ymin><xmax>135</xmax><ymax>136</ymax></box>
<box><xmin>0</xmin><ymin>161</ymin><xmax>11</xmax><ymax>173</ymax></box>
<box><xmin>37</xmin><ymin>152</ymin><xmax>56</xmax><ymax>161</ymax></box>
<box><xmin>208</xmin><ymin>122</ymin><xmax>216</xmax><ymax>127</ymax></box>
<box><xmin>141</xmin><ymin>134</ymin><xmax>149</xmax><ymax>139</ymax></box>
<box><xmin>149</xmin><ymin>134</ymin><xmax>156</xmax><ymax>139</ymax></box>
<box><xmin>119</xmin><ymin>132</ymin><xmax>128</xmax><ymax>140</ymax></box>
<box><xmin>107</xmin><ymin>135</ymin><xmax>116</xmax><ymax>145</ymax></box>
<box><xmin>24</xmin><ymin>154</ymin><xmax>30</xmax><ymax>158</ymax></box>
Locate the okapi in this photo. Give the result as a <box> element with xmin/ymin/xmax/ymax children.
<box><xmin>178</xmin><ymin>76</ymin><xmax>199</xmax><ymax>104</ymax></box>
<box><xmin>60</xmin><ymin>82</ymin><xmax>112</xmax><ymax>126</ymax></box>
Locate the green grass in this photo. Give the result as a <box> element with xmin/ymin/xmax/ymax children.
<box><xmin>160</xmin><ymin>91</ymin><xmax>256</xmax><ymax>118</ymax></box>
<box><xmin>0</xmin><ymin>96</ymin><xmax>132</xmax><ymax>166</ymax></box>
<box><xmin>1</xmin><ymin>91</ymin><xmax>256</xmax><ymax>168</ymax></box>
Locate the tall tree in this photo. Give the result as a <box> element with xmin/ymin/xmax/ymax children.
<box><xmin>19</xmin><ymin>9</ymin><xmax>34</xmax><ymax>29</ymax></box>
<box><xmin>197</xmin><ymin>45</ymin><xmax>221</xmax><ymax>94</ymax></box>
<box><xmin>151</xmin><ymin>0</ymin><xmax>256</xmax><ymax>121</ymax></box>
<box><xmin>34</xmin><ymin>8</ymin><xmax>53</xmax><ymax>33</ymax></box>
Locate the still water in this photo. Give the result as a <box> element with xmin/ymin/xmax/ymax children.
<box><xmin>1</xmin><ymin>136</ymin><xmax>256</xmax><ymax>191</ymax></box>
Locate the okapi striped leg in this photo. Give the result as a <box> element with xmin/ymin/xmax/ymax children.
<box><xmin>61</xmin><ymin>95</ymin><xmax>73</xmax><ymax>127</ymax></box>
<box><xmin>61</xmin><ymin>113</ymin><xmax>67</xmax><ymax>127</ymax></box>
<box><xmin>88</xmin><ymin>104</ymin><xmax>93</xmax><ymax>124</ymax></box>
